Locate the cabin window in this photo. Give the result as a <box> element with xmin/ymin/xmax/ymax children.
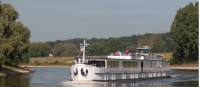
<box><xmin>143</xmin><ymin>61</ymin><xmax>152</xmax><ymax>68</ymax></box>
<box><xmin>142</xmin><ymin>61</ymin><xmax>168</xmax><ymax>68</ymax></box>
<box><xmin>162</xmin><ymin>61</ymin><xmax>168</xmax><ymax>67</ymax></box>
<box><xmin>123</xmin><ymin>61</ymin><xmax>137</xmax><ymax>68</ymax></box>
<box><xmin>95</xmin><ymin>61</ymin><xmax>105</xmax><ymax>67</ymax></box>
<box><xmin>87</xmin><ymin>61</ymin><xmax>105</xmax><ymax>67</ymax></box>
<box><xmin>152</xmin><ymin>61</ymin><xmax>157</xmax><ymax>68</ymax></box>
<box><xmin>143</xmin><ymin>61</ymin><xmax>159</xmax><ymax>68</ymax></box>
<box><xmin>137</xmin><ymin>49</ymin><xmax>149</xmax><ymax>53</ymax></box>
<box><xmin>107</xmin><ymin>61</ymin><xmax>119</xmax><ymax>68</ymax></box>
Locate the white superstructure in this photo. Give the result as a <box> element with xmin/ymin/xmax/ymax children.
<box><xmin>70</xmin><ymin>40</ymin><xmax>170</xmax><ymax>81</ymax></box>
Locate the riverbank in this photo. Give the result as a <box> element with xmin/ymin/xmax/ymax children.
<box><xmin>0</xmin><ymin>65</ymin><xmax>34</xmax><ymax>76</ymax></box>
<box><xmin>169</xmin><ymin>64</ymin><xmax>198</xmax><ymax>70</ymax></box>
<box><xmin>28</xmin><ymin>57</ymin><xmax>74</xmax><ymax>66</ymax></box>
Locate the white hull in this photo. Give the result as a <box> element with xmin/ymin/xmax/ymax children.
<box><xmin>70</xmin><ymin>64</ymin><xmax>169</xmax><ymax>81</ymax></box>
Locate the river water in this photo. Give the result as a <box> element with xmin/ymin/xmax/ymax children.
<box><xmin>0</xmin><ymin>67</ymin><xmax>198</xmax><ymax>87</ymax></box>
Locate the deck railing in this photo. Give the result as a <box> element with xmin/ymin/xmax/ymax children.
<box><xmin>97</xmin><ymin>67</ymin><xmax>169</xmax><ymax>74</ymax></box>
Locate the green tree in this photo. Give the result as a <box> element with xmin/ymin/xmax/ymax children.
<box><xmin>87</xmin><ymin>42</ymin><xmax>106</xmax><ymax>55</ymax></box>
<box><xmin>30</xmin><ymin>43</ymin><xmax>51</xmax><ymax>57</ymax></box>
<box><xmin>138</xmin><ymin>34</ymin><xmax>166</xmax><ymax>53</ymax></box>
<box><xmin>170</xmin><ymin>2</ymin><xmax>198</xmax><ymax>64</ymax></box>
<box><xmin>53</xmin><ymin>43</ymin><xmax>79</xmax><ymax>56</ymax></box>
<box><xmin>0</xmin><ymin>3</ymin><xmax>30</xmax><ymax>66</ymax></box>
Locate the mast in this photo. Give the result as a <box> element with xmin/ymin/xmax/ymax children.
<box><xmin>82</xmin><ymin>40</ymin><xmax>86</xmax><ymax>62</ymax></box>
<box><xmin>80</xmin><ymin>40</ymin><xmax>89</xmax><ymax>63</ymax></box>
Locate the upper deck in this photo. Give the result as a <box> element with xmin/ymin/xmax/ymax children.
<box><xmin>74</xmin><ymin>55</ymin><xmax>169</xmax><ymax>73</ymax></box>
<box><xmin>75</xmin><ymin>53</ymin><xmax>165</xmax><ymax>61</ymax></box>
<box><xmin>75</xmin><ymin>45</ymin><xmax>165</xmax><ymax>61</ymax></box>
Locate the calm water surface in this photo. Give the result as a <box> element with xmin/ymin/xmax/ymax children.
<box><xmin>0</xmin><ymin>67</ymin><xmax>198</xmax><ymax>87</ymax></box>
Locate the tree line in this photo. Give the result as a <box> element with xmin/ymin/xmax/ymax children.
<box><xmin>30</xmin><ymin>32</ymin><xmax>174</xmax><ymax>57</ymax></box>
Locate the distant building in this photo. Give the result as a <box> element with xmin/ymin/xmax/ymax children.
<box><xmin>49</xmin><ymin>53</ymin><xmax>53</xmax><ymax>57</ymax></box>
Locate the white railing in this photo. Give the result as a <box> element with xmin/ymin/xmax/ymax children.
<box><xmin>97</xmin><ymin>67</ymin><xmax>169</xmax><ymax>74</ymax></box>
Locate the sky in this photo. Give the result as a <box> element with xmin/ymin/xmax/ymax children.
<box><xmin>5</xmin><ymin>0</ymin><xmax>197</xmax><ymax>42</ymax></box>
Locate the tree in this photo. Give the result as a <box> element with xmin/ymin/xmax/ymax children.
<box><xmin>87</xmin><ymin>42</ymin><xmax>106</xmax><ymax>55</ymax></box>
<box><xmin>53</xmin><ymin>43</ymin><xmax>79</xmax><ymax>56</ymax></box>
<box><xmin>0</xmin><ymin>3</ymin><xmax>30</xmax><ymax>66</ymax></box>
<box><xmin>170</xmin><ymin>2</ymin><xmax>198</xmax><ymax>63</ymax></box>
<box><xmin>30</xmin><ymin>43</ymin><xmax>51</xmax><ymax>57</ymax></box>
<box><xmin>138</xmin><ymin>34</ymin><xmax>166</xmax><ymax>53</ymax></box>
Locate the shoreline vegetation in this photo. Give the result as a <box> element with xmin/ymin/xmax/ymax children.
<box><xmin>169</xmin><ymin>64</ymin><xmax>198</xmax><ymax>70</ymax></box>
<box><xmin>20</xmin><ymin>57</ymin><xmax>198</xmax><ymax>70</ymax></box>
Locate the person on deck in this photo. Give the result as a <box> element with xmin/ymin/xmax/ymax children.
<box><xmin>125</xmin><ymin>49</ymin><xmax>129</xmax><ymax>56</ymax></box>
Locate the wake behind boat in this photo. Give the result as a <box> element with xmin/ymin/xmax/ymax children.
<box><xmin>70</xmin><ymin>40</ymin><xmax>170</xmax><ymax>81</ymax></box>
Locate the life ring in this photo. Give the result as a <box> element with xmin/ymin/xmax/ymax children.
<box><xmin>81</xmin><ymin>68</ymin><xmax>88</xmax><ymax>76</ymax></box>
<box><xmin>73</xmin><ymin>68</ymin><xmax>78</xmax><ymax>75</ymax></box>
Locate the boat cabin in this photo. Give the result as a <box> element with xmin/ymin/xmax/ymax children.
<box><xmin>75</xmin><ymin>45</ymin><xmax>167</xmax><ymax>70</ymax></box>
<box><xmin>75</xmin><ymin>54</ymin><xmax>168</xmax><ymax>73</ymax></box>
<box><xmin>74</xmin><ymin>40</ymin><xmax>168</xmax><ymax>73</ymax></box>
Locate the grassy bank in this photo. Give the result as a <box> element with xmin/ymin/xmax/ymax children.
<box><xmin>26</xmin><ymin>57</ymin><xmax>74</xmax><ymax>66</ymax></box>
<box><xmin>27</xmin><ymin>53</ymin><xmax>172</xmax><ymax>66</ymax></box>
<box><xmin>170</xmin><ymin>64</ymin><xmax>198</xmax><ymax>70</ymax></box>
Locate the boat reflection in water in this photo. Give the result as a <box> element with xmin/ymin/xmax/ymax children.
<box><xmin>61</xmin><ymin>80</ymin><xmax>170</xmax><ymax>87</ymax></box>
